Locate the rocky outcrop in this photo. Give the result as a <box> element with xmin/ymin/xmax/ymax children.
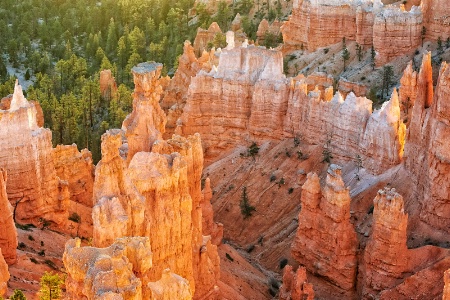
<box><xmin>399</xmin><ymin>61</ymin><xmax>418</xmax><ymax>125</ymax></box>
<box><xmin>281</xmin><ymin>0</ymin><xmax>425</xmax><ymax>64</ymax></box>
<box><xmin>360</xmin><ymin>188</ymin><xmax>408</xmax><ymax>298</ymax></box>
<box><xmin>256</xmin><ymin>19</ymin><xmax>282</xmax><ymax>45</ymax></box>
<box><xmin>161</xmin><ymin>41</ymin><xmax>213</xmax><ymax>137</ymax></box>
<box><xmin>122</xmin><ymin>63</ymin><xmax>167</xmax><ymax>163</ymax></box>
<box><xmin>291</xmin><ymin>165</ymin><xmax>358</xmax><ymax>290</ymax></box>
<box><xmin>360</xmin><ymin>89</ymin><xmax>406</xmax><ymax>173</ymax></box>
<box><xmin>0</xmin><ymin>249</ymin><xmax>8</xmax><ymax>298</ymax></box>
<box><xmin>200</xmin><ymin>178</ymin><xmax>223</xmax><ymax>246</ymax></box>
<box><xmin>279</xmin><ymin>265</ymin><xmax>314</xmax><ymax>300</ymax></box>
<box><xmin>0</xmin><ymin>80</ymin><xmax>69</xmax><ymax>226</ymax></box>
<box><xmin>421</xmin><ymin>0</ymin><xmax>450</xmax><ymax>41</ymax></box>
<box><xmin>0</xmin><ymin>169</ymin><xmax>17</xmax><ymax>265</ymax></box>
<box><xmin>373</xmin><ymin>6</ymin><xmax>423</xmax><ymax>66</ymax></box>
<box><xmin>99</xmin><ymin>69</ymin><xmax>117</xmax><ymax>101</ymax></box>
<box><xmin>193</xmin><ymin>22</ymin><xmax>222</xmax><ymax>57</ymax></box>
<box><xmin>404</xmin><ymin>53</ymin><xmax>450</xmax><ymax>233</ymax></box>
<box><xmin>147</xmin><ymin>269</ymin><xmax>192</xmax><ymax>300</ymax></box>
<box><xmin>53</xmin><ymin>145</ymin><xmax>94</xmax><ymax>237</ymax></box>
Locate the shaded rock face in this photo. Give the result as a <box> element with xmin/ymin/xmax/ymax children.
<box><xmin>404</xmin><ymin>53</ymin><xmax>450</xmax><ymax>233</ymax></box>
<box><xmin>291</xmin><ymin>165</ymin><xmax>358</xmax><ymax>290</ymax></box>
<box><xmin>92</xmin><ymin>64</ymin><xmax>220</xmax><ymax>299</ymax></box>
<box><xmin>360</xmin><ymin>188</ymin><xmax>408</xmax><ymax>298</ymax></box>
<box><xmin>0</xmin><ymin>81</ymin><xmax>69</xmax><ymax>226</ymax></box>
<box><xmin>0</xmin><ymin>249</ymin><xmax>9</xmax><ymax>297</ymax></box>
<box><xmin>99</xmin><ymin>69</ymin><xmax>118</xmax><ymax>101</ymax></box>
<box><xmin>181</xmin><ymin>46</ymin><xmax>405</xmax><ymax>174</ymax></box>
<box><xmin>279</xmin><ymin>265</ymin><xmax>314</xmax><ymax>300</ymax></box>
<box><xmin>0</xmin><ymin>169</ymin><xmax>17</xmax><ymax>265</ymax></box>
<box><xmin>193</xmin><ymin>22</ymin><xmax>222</xmax><ymax>57</ymax></box>
<box><xmin>53</xmin><ymin>145</ymin><xmax>94</xmax><ymax>237</ymax></box>
<box><xmin>281</xmin><ymin>0</ymin><xmax>435</xmax><ymax>65</ymax></box>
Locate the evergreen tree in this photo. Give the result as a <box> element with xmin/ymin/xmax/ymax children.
<box><xmin>39</xmin><ymin>271</ymin><xmax>63</xmax><ymax>300</ymax></box>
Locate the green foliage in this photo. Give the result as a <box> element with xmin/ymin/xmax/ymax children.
<box><xmin>68</xmin><ymin>212</ymin><xmax>81</xmax><ymax>223</ymax></box>
<box><xmin>421</xmin><ymin>26</ymin><xmax>427</xmax><ymax>46</ymax></box>
<box><xmin>322</xmin><ymin>138</ymin><xmax>333</xmax><ymax>164</ymax></box>
<box><xmin>356</xmin><ymin>43</ymin><xmax>363</xmax><ymax>61</ymax></box>
<box><xmin>342</xmin><ymin>44</ymin><xmax>350</xmax><ymax>72</ymax></box>
<box><xmin>225</xmin><ymin>253</ymin><xmax>234</xmax><ymax>261</ymax></box>
<box><xmin>371</xmin><ymin>46</ymin><xmax>376</xmax><ymax>70</ymax></box>
<box><xmin>10</xmin><ymin>290</ymin><xmax>27</xmax><ymax>300</ymax></box>
<box><xmin>437</xmin><ymin>36</ymin><xmax>443</xmax><ymax>54</ymax></box>
<box><xmin>212</xmin><ymin>33</ymin><xmax>227</xmax><ymax>49</ymax></box>
<box><xmin>381</xmin><ymin>65</ymin><xmax>394</xmax><ymax>98</ymax></box>
<box><xmin>247</xmin><ymin>142</ymin><xmax>260</xmax><ymax>157</ymax></box>
<box><xmin>39</xmin><ymin>272</ymin><xmax>64</xmax><ymax>300</ymax></box>
<box><xmin>240</xmin><ymin>187</ymin><xmax>256</xmax><ymax>219</ymax></box>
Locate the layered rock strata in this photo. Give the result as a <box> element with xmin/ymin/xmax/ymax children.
<box><xmin>421</xmin><ymin>0</ymin><xmax>450</xmax><ymax>41</ymax></box>
<box><xmin>279</xmin><ymin>265</ymin><xmax>314</xmax><ymax>300</ymax></box>
<box><xmin>180</xmin><ymin>45</ymin><xmax>405</xmax><ymax>174</ymax></box>
<box><xmin>0</xmin><ymin>169</ymin><xmax>17</xmax><ymax>265</ymax></box>
<box><xmin>281</xmin><ymin>0</ymin><xmax>428</xmax><ymax>65</ymax></box>
<box><xmin>404</xmin><ymin>53</ymin><xmax>450</xmax><ymax>233</ymax></box>
<box><xmin>0</xmin><ymin>81</ymin><xmax>69</xmax><ymax>226</ymax></box>
<box><xmin>291</xmin><ymin>165</ymin><xmax>358</xmax><ymax>290</ymax></box>
<box><xmin>360</xmin><ymin>188</ymin><xmax>409</xmax><ymax>298</ymax></box>
<box><xmin>0</xmin><ymin>249</ymin><xmax>8</xmax><ymax>298</ymax></box>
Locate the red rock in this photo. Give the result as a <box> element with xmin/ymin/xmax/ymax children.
<box><xmin>291</xmin><ymin>165</ymin><xmax>358</xmax><ymax>290</ymax></box>
<box><xmin>399</xmin><ymin>61</ymin><xmax>418</xmax><ymax>126</ymax></box>
<box><xmin>279</xmin><ymin>265</ymin><xmax>314</xmax><ymax>300</ymax></box>
<box><xmin>99</xmin><ymin>69</ymin><xmax>118</xmax><ymax>101</ymax></box>
<box><xmin>0</xmin><ymin>169</ymin><xmax>17</xmax><ymax>265</ymax></box>
<box><xmin>444</xmin><ymin>269</ymin><xmax>450</xmax><ymax>300</ymax></box>
<box><xmin>193</xmin><ymin>22</ymin><xmax>222</xmax><ymax>57</ymax></box>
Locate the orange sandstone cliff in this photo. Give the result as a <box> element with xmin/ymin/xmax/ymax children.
<box><xmin>279</xmin><ymin>265</ymin><xmax>314</xmax><ymax>300</ymax></box>
<box><xmin>0</xmin><ymin>169</ymin><xmax>17</xmax><ymax>265</ymax></box>
<box><xmin>0</xmin><ymin>249</ymin><xmax>8</xmax><ymax>298</ymax></box>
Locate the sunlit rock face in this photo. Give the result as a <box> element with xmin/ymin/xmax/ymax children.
<box><xmin>421</xmin><ymin>0</ymin><xmax>450</xmax><ymax>41</ymax></box>
<box><xmin>99</xmin><ymin>69</ymin><xmax>117</xmax><ymax>100</ymax></box>
<box><xmin>91</xmin><ymin>63</ymin><xmax>220</xmax><ymax>299</ymax></box>
<box><xmin>193</xmin><ymin>22</ymin><xmax>222</xmax><ymax>57</ymax></box>
<box><xmin>0</xmin><ymin>169</ymin><xmax>17</xmax><ymax>265</ymax></box>
<box><xmin>0</xmin><ymin>249</ymin><xmax>9</xmax><ymax>298</ymax></box>
<box><xmin>0</xmin><ymin>80</ymin><xmax>69</xmax><ymax>226</ymax></box>
<box><xmin>291</xmin><ymin>165</ymin><xmax>358</xmax><ymax>290</ymax></box>
<box><xmin>399</xmin><ymin>61</ymin><xmax>418</xmax><ymax>126</ymax></box>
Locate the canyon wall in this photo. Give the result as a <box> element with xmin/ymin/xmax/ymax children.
<box><xmin>291</xmin><ymin>165</ymin><xmax>358</xmax><ymax>290</ymax></box>
<box><xmin>281</xmin><ymin>0</ymin><xmax>445</xmax><ymax>65</ymax></box>
<box><xmin>0</xmin><ymin>169</ymin><xmax>17</xmax><ymax>265</ymax></box>
<box><xmin>180</xmin><ymin>45</ymin><xmax>405</xmax><ymax>174</ymax></box>
<box><xmin>0</xmin><ymin>249</ymin><xmax>8</xmax><ymax>298</ymax></box>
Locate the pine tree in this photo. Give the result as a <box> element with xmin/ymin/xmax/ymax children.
<box><xmin>10</xmin><ymin>290</ymin><xmax>27</xmax><ymax>300</ymax></box>
<box><xmin>39</xmin><ymin>271</ymin><xmax>63</xmax><ymax>300</ymax></box>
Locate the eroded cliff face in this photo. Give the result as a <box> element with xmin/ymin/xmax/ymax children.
<box><xmin>0</xmin><ymin>81</ymin><xmax>69</xmax><ymax>226</ymax></box>
<box><xmin>99</xmin><ymin>69</ymin><xmax>117</xmax><ymax>101</ymax></box>
<box><xmin>193</xmin><ymin>22</ymin><xmax>222</xmax><ymax>57</ymax></box>
<box><xmin>291</xmin><ymin>165</ymin><xmax>358</xmax><ymax>290</ymax></box>
<box><xmin>281</xmin><ymin>0</ymin><xmax>436</xmax><ymax>65</ymax></box>
<box><xmin>404</xmin><ymin>52</ymin><xmax>450</xmax><ymax>233</ymax></box>
<box><xmin>0</xmin><ymin>169</ymin><xmax>17</xmax><ymax>265</ymax></box>
<box><xmin>90</xmin><ymin>62</ymin><xmax>221</xmax><ymax>299</ymax></box>
<box><xmin>279</xmin><ymin>265</ymin><xmax>314</xmax><ymax>300</ymax></box>
<box><xmin>180</xmin><ymin>45</ymin><xmax>405</xmax><ymax>174</ymax></box>
<box><xmin>0</xmin><ymin>249</ymin><xmax>9</xmax><ymax>298</ymax></box>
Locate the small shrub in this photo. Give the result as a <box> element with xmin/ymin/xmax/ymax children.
<box><xmin>258</xmin><ymin>236</ymin><xmax>264</xmax><ymax>246</ymax></box>
<box><xmin>38</xmin><ymin>250</ymin><xmax>45</xmax><ymax>257</ymax></box>
<box><xmin>10</xmin><ymin>289</ymin><xmax>27</xmax><ymax>300</ymax></box>
<box><xmin>277</xmin><ymin>178</ymin><xmax>285</xmax><ymax>187</ymax></box>
<box><xmin>268</xmin><ymin>277</ymin><xmax>281</xmax><ymax>296</ymax></box>
<box><xmin>361</xmin><ymin>76</ymin><xmax>366</xmax><ymax>81</ymax></box>
<box><xmin>18</xmin><ymin>242</ymin><xmax>26</xmax><ymax>249</ymax></box>
<box><xmin>324</xmin><ymin>48</ymin><xmax>329</xmax><ymax>54</ymax></box>
<box><xmin>68</xmin><ymin>212</ymin><xmax>81</xmax><ymax>223</ymax></box>
<box><xmin>247</xmin><ymin>142</ymin><xmax>260</xmax><ymax>157</ymax></box>
<box><xmin>41</xmin><ymin>241</ymin><xmax>44</xmax><ymax>246</ymax></box>
<box><xmin>288</xmin><ymin>188</ymin><xmax>294</xmax><ymax>194</ymax></box>
<box><xmin>225</xmin><ymin>253</ymin><xmax>234</xmax><ymax>261</ymax></box>
<box><xmin>270</xmin><ymin>174</ymin><xmax>276</xmax><ymax>182</ymax></box>
<box><xmin>16</xmin><ymin>223</ymin><xmax>35</xmax><ymax>231</ymax></box>
<box><xmin>294</xmin><ymin>137</ymin><xmax>300</xmax><ymax>147</ymax></box>
<box><xmin>285</xmin><ymin>151</ymin><xmax>291</xmax><ymax>157</ymax></box>
<box><xmin>322</xmin><ymin>139</ymin><xmax>333</xmax><ymax>163</ymax></box>
<box><xmin>39</xmin><ymin>218</ymin><xmax>51</xmax><ymax>229</ymax></box>
<box><xmin>240</xmin><ymin>187</ymin><xmax>256</xmax><ymax>219</ymax></box>
<box><xmin>28</xmin><ymin>235</ymin><xmax>34</xmax><ymax>241</ymax></box>
<box><xmin>247</xmin><ymin>245</ymin><xmax>255</xmax><ymax>253</ymax></box>
<box><xmin>30</xmin><ymin>257</ymin><xmax>38</xmax><ymax>264</ymax></box>
<box><xmin>367</xmin><ymin>205</ymin><xmax>374</xmax><ymax>214</ymax></box>
<box><xmin>279</xmin><ymin>258</ymin><xmax>289</xmax><ymax>269</ymax></box>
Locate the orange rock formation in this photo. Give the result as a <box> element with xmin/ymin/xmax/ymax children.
<box><xmin>444</xmin><ymin>269</ymin><xmax>450</xmax><ymax>300</ymax></box>
<box><xmin>0</xmin><ymin>169</ymin><xmax>17</xmax><ymax>265</ymax></box>
<box><xmin>53</xmin><ymin>145</ymin><xmax>94</xmax><ymax>237</ymax></box>
<box><xmin>99</xmin><ymin>69</ymin><xmax>117</xmax><ymax>101</ymax></box>
<box><xmin>89</xmin><ymin>62</ymin><xmax>221</xmax><ymax>299</ymax></box>
<box><xmin>0</xmin><ymin>249</ymin><xmax>8</xmax><ymax>298</ymax></box>
<box><xmin>279</xmin><ymin>265</ymin><xmax>314</xmax><ymax>300</ymax></box>
<box><xmin>193</xmin><ymin>22</ymin><xmax>222</xmax><ymax>56</ymax></box>
<box><xmin>0</xmin><ymin>80</ymin><xmax>69</xmax><ymax>226</ymax></box>
<box><xmin>360</xmin><ymin>188</ymin><xmax>408</xmax><ymax>298</ymax></box>
<box><xmin>291</xmin><ymin>165</ymin><xmax>358</xmax><ymax>290</ymax></box>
